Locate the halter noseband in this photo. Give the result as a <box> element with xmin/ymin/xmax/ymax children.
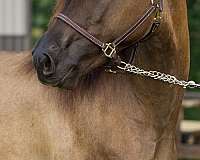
<box><xmin>56</xmin><ymin>0</ymin><xmax>163</xmax><ymax>61</ymax></box>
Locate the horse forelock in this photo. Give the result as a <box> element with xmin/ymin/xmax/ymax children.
<box><xmin>54</xmin><ymin>0</ymin><xmax>65</xmax><ymax>16</ymax></box>
<box><xmin>49</xmin><ymin>0</ymin><xmax>66</xmax><ymax>24</ymax></box>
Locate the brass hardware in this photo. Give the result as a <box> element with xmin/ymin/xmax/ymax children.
<box><xmin>102</xmin><ymin>43</ymin><xmax>117</xmax><ymax>58</ymax></box>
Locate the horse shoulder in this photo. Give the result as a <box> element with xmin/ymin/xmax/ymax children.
<box><xmin>0</xmin><ymin>52</ymin><xmax>74</xmax><ymax>160</ymax></box>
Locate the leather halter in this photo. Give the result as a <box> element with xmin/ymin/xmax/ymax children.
<box><xmin>56</xmin><ymin>0</ymin><xmax>163</xmax><ymax>67</ymax></box>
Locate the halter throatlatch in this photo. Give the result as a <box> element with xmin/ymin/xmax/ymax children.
<box><xmin>56</xmin><ymin>0</ymin><xmax>163</xmax><ymax>61</ymax></box>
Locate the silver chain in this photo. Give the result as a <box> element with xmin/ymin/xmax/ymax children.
<box><xmin>117</xmin><ymin>61</ymin><xmax>200</xmax><ymax>89</ymax></box>
<box><xmin>102</xmin><ymin>0</ymin><xmax>199</xmax><ymax>89</ymax></box>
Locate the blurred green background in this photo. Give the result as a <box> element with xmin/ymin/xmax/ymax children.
<box><xmin>32</xmin><ymin>0</ymin><xmax>200</xmax><ymax>83</ymax></box>
<box><xmin>188</xmin><ymin>1</ymin><xmax>200</xmax><ymax>86</ymax></box>
<box><xmin>32</xmin><ymin>0</ymin><xmax>55</xmax><ymax>43</ymax></box>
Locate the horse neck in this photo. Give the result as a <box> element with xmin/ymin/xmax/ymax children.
<box><xmin>61</xmin><ymin>72</ymin><xmax>135</xmax><ymax>109</ymax></box>
<box><xmin>88</xmin><ymin>0</ymin><xmax>190</xmax><ymax>131</ymax></box>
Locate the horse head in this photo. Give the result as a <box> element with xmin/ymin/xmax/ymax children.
<box><xmin>32</xmin><ymin>0</ymin><xmax>158</xmax><ymax>89</ymax></box>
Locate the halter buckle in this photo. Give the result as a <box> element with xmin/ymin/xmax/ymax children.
<box><xmin>151</xmin><ymin>0</ymin><xmax>163</xmax><ymax>12</ymax></box>
<box><xmin>154</xmin><ymin>10</ymin><xmax>162</xmax><ymax>23</ymax></box>
<box><xmin>102</xmin><ymin>43</ymin><xmax>117</xmax><ymax>59</ymax></box>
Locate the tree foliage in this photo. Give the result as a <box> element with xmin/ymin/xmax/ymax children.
<box><xmin>32</xmin><ymin>0</ymin><xmax>200</xmax><ymax>82</ymax></box>
<box><xmin>32</xmin><ymin>0</ymin><xmax>55</xmax><ymax>42</ymax></box>
<box><xmin>187</xmin><ymin>0</ymin><xmax>200</xmax><ymax>82</ymax></box>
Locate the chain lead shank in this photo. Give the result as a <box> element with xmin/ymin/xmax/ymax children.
<box><xmin>117</xmin><ymin>61</ymin><xmax>200</xmax><ymax>89</ymax></box>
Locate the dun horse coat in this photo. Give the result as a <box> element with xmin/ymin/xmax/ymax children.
<box><xmin>0</xmin><ymin>0</ymin><xmax>189</xmax><ymax>160</ymax></box>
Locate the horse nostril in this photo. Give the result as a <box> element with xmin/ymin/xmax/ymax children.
<box><xmin>42</xmin><ymin>53</ymin><xmax>56</xmax><ymax>76</ymax></box>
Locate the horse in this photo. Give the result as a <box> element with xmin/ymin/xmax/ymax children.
<box><xmin>0</xmin><ymin>0</ymin><xmax>189</xmax><ymax>159</ymax></box>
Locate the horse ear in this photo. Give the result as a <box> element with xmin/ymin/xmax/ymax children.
<box><xmin>53</xmin><ymin>0</ymin><xmax>66</xmax><ymax>16</ymax></box>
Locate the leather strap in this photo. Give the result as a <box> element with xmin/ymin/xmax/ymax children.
<box><xmin>56</xmin><ymin>0</ymin><xmax>163</xmax><ymax>50</ymax></box>
<box><xmin>112</xmin><ymin>5</ymin><xmax>157</xmax><ymax>47</ymax></box>
<box><xmin>57</xmin><ymin>13</ymin><xmax>105</xmax><ymax>48</ymax></box>
<box><xmin>56</xmin><ymin>0</ymin><xmax>163</xmax><ymax>65</ymax></box>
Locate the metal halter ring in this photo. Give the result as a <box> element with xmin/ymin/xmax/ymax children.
<box><xmin>151</xmin><ymin>0</ymin><xmax>162</xmax><ymax>10</ymax></box>
<box><xmin>102</xmin><ymin>43</ymin><xmax>117</xmax><ymax>59</ymax></box>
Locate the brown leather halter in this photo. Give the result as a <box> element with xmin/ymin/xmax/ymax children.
<box><xmin>56</xmin><ymin>0</ymin><xmax>163</xmax><ymax>66</ymax></box>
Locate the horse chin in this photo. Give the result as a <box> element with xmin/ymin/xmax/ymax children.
<box><xmin>57</xmin><ymin>75</ymin><xmax>80</xmax><ymax>90</ymax></box>
<box><xmin>37</xmin><ymin>73</ymin><xmax>79</xmax><ymax>90</ymax></box>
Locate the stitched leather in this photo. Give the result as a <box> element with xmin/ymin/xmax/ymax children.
<box><xmin>56</xmin><ymin>0</ymin><xmax>163</xmax><ymax>65</ymax></box>
<box><xmin>57</xmin><ymin>14</ymin><xmax>105</xmax><ymax>48</ymax></box>
<box><xmin>112</xmin><ymin>5</ymin><xmax>156</xmax><ymax>47</ymax></box>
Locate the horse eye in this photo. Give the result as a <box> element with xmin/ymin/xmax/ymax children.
<box><xmin>64</xmin><ymin>43</ymin><xmax>71</xmax><ymax>50</ymax></box>
<box><xmin>49</xmin><ymin>43</ymin><xmax>59</xmax><ymax>51</ymax></box>
<box><xmin>63</xmin><ymin>37</ymin><xmax>75</xmax><ymax>50</ymax></box>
